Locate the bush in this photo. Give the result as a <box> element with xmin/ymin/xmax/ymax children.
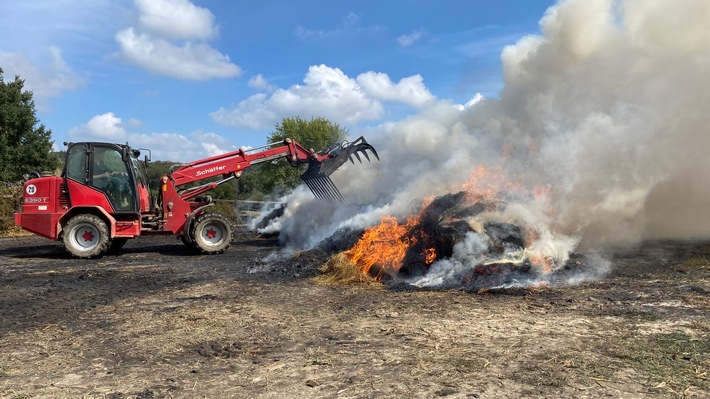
<box><xmin>208</xmin><ymin>200</ymin><xmax>243</xmax><ymax>226</ymax></box>
<box><xmin>0</xmin><ymin>183</ymin><xmax>22</xmax><ymax>235</ymax></box>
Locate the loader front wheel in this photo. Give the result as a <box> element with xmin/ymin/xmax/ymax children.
<box><xmin>63</xmin><ymin>214</ymin><xmax>110</xmax><ymax>258</ymax></box>
<box><xmin>191</xmin><ymin>213</ymin><xmax>232</xmax><ymax>254</ymax></box>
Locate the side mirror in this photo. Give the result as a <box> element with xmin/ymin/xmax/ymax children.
<box><xmin>140</xmin><ymin>148</ymin><xmax>152</xmax><ymax>164</ymax></box>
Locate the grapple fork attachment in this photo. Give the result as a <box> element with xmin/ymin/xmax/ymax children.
<box><xmin>301</xmin><ymin>136</ymin><xmax>379</xmax><ymax>202</ymax></box>
<box><xmin>302</xmin><ymin>173</ymin><xmax>344</xmax><ymax>202</ymax></box>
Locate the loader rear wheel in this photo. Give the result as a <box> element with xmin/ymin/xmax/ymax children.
<box><xmin>191</xmin><ymin>213</ymin><xmax>232</xmax><ymax>254</ymax></box>
<box><xmin>63</xmin><ymin>214</ymin><xmax>110</xmax><ymax>258</ymax></box>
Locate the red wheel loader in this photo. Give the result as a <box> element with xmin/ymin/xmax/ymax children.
<box><xmin>14</xmin><ymin>137</ymin><xmax>378</xmax><ymax>258</ymax></box>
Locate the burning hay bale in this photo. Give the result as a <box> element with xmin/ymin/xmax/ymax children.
<box><xmin>252</xmin><ymin>203</ymin><xmax>286</xmax><ymax>238</ymax></box>
<box><xmin>316</xmin><ymin>191</ymin><xmax>600</xmax><ymax>291</ymax></box>
<box><xmin>315</xmin><ymin>225</ymin><xmax>365</xmax><ymax>253</ymax></box>
<box><xmin>313</xmin><ymin>253</ymin><xmax>382</xmax><ymax>287</ymax></box>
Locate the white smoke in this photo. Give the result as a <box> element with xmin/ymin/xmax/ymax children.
<box><xmin>410</xmin><ymin>232</ymin><xmax>491</xmax><ymax>288</ymax></box>
<box><xmin>261</xmin><ymin>0</ymin><xmax>710</xmax><ymax>278</ymax></box>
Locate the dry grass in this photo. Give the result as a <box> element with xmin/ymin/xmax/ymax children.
<box><xmin>313</xmin><ymin>252</ymin><xmax>382</xmax><ymax>287</ymax></box>
<box><xmin>0</xmin><ymin>226</ymin><xmax>31</xmax><ymax>237</ymax></box>
<box><xmin>2</xmin><ymin>236</ymin><xmax>710</xmax><ymax>398</ymax></box>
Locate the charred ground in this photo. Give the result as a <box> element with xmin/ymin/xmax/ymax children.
<box><xmin>0</xmin><ymin>235</ymin><xmax>708</xmax><ymax>398</ymax></box>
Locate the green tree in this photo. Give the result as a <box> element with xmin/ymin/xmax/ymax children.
<box><xmin>0</xmin><ymin>68</ymin><xmax>58</xmax><ymax>181</ymax></box>
<box><xmin>237</xmin><ymin>116</ymin><xmax>347</xmax><ymax>198</ymax></box>
<box><xmin>144</xmin><ymin>160</ymin><xmax>174</xmax><ymax>191</ymax></box>
<box><xmin>53</xmin><ymin>149</ymin><xmax>66</xmax><ymax>171</ymax></box>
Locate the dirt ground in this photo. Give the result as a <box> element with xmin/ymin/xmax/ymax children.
<box><xmin>0</xmin><ymin>234</ymin><xmax>708</xmax><ymax>399</ymax></box>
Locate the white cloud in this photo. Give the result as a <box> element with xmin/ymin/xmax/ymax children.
<box><xmin>136</xmin><ymin>0</ymin><xmax>217</xmax><ymax>40</ymax></box>
<box><xmin>127</xmin><ymin>132</ymin><xmax>200</xmax><ymax>161</ymax></box>
<box><xmin>125</xmin><ymin>117</ymin><xmax>144</xmax><ymax>128</ymax></box>
<box><xmin>294</xmin><ymin>26</ymin><xmax>333</xmax><ymax>40</ymax></box>
<box><xmin>397</xmin><ymin>28</ymin><xmax>426</xmax><ymax>47</ymax></box>
<box><xmin>192</xmin><ymin>130</ymin><xmax>235</xmax><ymax>157</ymax></box>
<box><xmin>68</xmin><ymin>112</ymin><xmax>127</xmax><ymax>141</ymax></box>
<box><xmin>68</xmin><ymin>112</ymin><xmax>235</xmax><ymax>161</ymax></box>
<box><xmin>357</xmin><ymin>72</ymin><xmax>435</xmax><ymax>108</ymax></box>
<box><xmin>114</xmin><ymin>0</ymin><xmax>240</xmax><ymax>80</ymax></box>
<box><xmin>464</xmin><ymin>92</ymin><xmax>484</xmax><ymax>107</ymax></box>
<box><xmin>453</xmin><ymin>92</ymin><xmax>484</xmax><ymax>111</ymax></box>
<box><xmin>248</xmin><ymin>74</ymin><xmax>276</xmax><ymax>92</ymax></box>
<box><xmin>344</xmin><ymin>12</ymin><xmax>360</xmax><ymax>27</ymax></box>
<box><xmin>295</xmin><ymin>12</ymin><xmax>383</xmax><ymax>39</ymax></box>
<box><xmin>210</xmin><ymin>93</ymin><xmax>278</xmax><ymax>130</ymax></box>
<box><xmin>211</xmin><ymin>65</ymin><xmax>440</xmax><ymax>130</ymax></box>
<box><xmin>0</xmin><ymin>47</ymin><xmax>85</xmax><ymax>111</ymax></box>
<box><xmin>115</xmin><ymin>27</ymin><xmax>241</xmax><ymax>80</ymax></box>
<box><xmin>284</xmin><ymin>65</ymin><xmax>382</xmax><ymax>123</ymax></box>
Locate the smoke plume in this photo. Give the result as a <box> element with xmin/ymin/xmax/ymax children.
<box><xmin>260</xmin><ymin>0</ymin><xmax>710</xmax><ymax>276</ymax></box>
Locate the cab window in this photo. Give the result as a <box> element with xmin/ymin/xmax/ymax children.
<box><xmin>65</xmin><ymin>145</ymin><xmax>87</xmax><ymax>182</ymax></box>
<box><xmin>91</xmin><ymin>147</ymin><xmax>135</xmax><ymax>211</ymax></box>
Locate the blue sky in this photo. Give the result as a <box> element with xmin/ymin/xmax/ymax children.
<box><xmin>0</xmin><ymin>0</ymin><xmax>556</xmax><ymax>161</ymax></box>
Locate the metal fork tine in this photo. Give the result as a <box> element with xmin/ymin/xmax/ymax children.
<box><xmin>308</xmin><ymin>179</ymin><xmax>325</xmax><ymax>199</ymax></box>
<box><xmin>325</xmin><ymin>177</ymin><xmax>343</xmax><ymax>202</ymax></box>
<box><xmin>327</xmin><ymin>177</ymin><xmax>344</xmax><ymax>202</ymax></box>
<box><xmin>304</xmin><ymin>180</ymin><xmax>316</xmax><ymax>198</ymax></box>
<box><xmin>321</xmin><ymin>177</ymin><xmax>337</xmax><ymax>202</ymax></box>
<box><xmin>352</xmin><ymin>151</ymin><xmax>362</xmax><ymax>163</ymax></box>
<box><xmin>315</xmin><ymin>177</ymin><xmax>330</xmax><ymax>201</ymax></box>
<box><xmin>308</xmin><ymin>175</ymin><xmax>342</xmax><ymax>202</ymax></box>
<box><xmin>319</xmin><ymin>177</ymin><xmax>335</xmax><ymax>201</ymax></box>
<box><xmin>316</xmin><ymin>178</ymin><xmax>330</xmax><ymax>200</ymax></box>
<box><xmin>368</xmin><ymin>146</ymin><xmax>380</xmax><ymax>160</ymax></box>
<box><xmin>305</xmin><ymin>179</ymin><xmax>322</xmax><ymax>199</ymax></box>
<box><xmin>360</xmin><ymin>149</ymin><xmax>371</xmax><ymax>162</ymax></box>
<box><xmin>316</xmin><ymin>177</ymin><xmax>333</xmax><ymax>201</ymax></box>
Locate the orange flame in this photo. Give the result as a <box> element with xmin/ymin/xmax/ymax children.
<box><xmin>502</xmin><ymin>142</ymin><xmax>514</xmax><ymax>161</ymax></box>
<box><xmin>423</xmin><ymin>248</ymin><xmax>437</xmax><ymax>265</ymax></box>
<box><xmin>346</xmin><ymin>197</ymin><xmax>440</xmax><ymax>279</ymax></box>
<box><xmin>460</xmin><ymin>164</ymin><xmax>527</xmax><ymax>203</ymax></box>
<box><xmin>529</xmin><ymin>255</ymin><xmax>555</xmax><ymax>274</ymax></box>
<box><xmin>461</xmin><ymin>165</ymin><xmax>498</xmax><ymax>202</ymax></box>
<box><xmin>346</xmin><ymin>215</ymin><xmax>419</xmax><ymax>277</ymax></box>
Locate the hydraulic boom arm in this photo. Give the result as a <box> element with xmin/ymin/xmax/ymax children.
<box><xmin>168</xmin><ymin>137</ymin><xmax>378</xmax><ymax>202</ymax></box>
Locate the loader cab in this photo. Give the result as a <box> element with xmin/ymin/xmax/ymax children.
<box><xmin>63</xmin><ymin>142</ymin><xmax>151</xmax><ymax>213</ymax></box>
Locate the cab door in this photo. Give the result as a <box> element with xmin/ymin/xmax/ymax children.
<box><xmin>89</xmin><ymin>146</ymin><xmax>137</xmax><ymax>212</ymax></box>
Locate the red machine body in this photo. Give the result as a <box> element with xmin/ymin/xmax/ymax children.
<box><xmin>15</xmin><ymin>138</ymin><xmax>377</xmax><ymax>258</ymax></box>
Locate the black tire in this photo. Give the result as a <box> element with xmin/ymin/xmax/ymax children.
<box><xmin>180</xmin><ymin>234</ymin><xmax>198</xmax><ymax>249</ymax></box>
<box><xmin>107</xmin><ymin>237</ymin><xmax>129</xmax><ymax>253</ymax></box>
<box><xmin>63</xmin><ymin>214</ymin><xmax>110</xmax><ymax>258</ymax></box>
<box><xmin>190</xmin><ymin>213</ymin><xmax>233</xmax><ymax>254</ymax></box>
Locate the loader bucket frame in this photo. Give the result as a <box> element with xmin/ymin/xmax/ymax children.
<box><xmin>300</xmin><ymin>136</ymin><xmax>379</xmax><ymax>202</ymax></box>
